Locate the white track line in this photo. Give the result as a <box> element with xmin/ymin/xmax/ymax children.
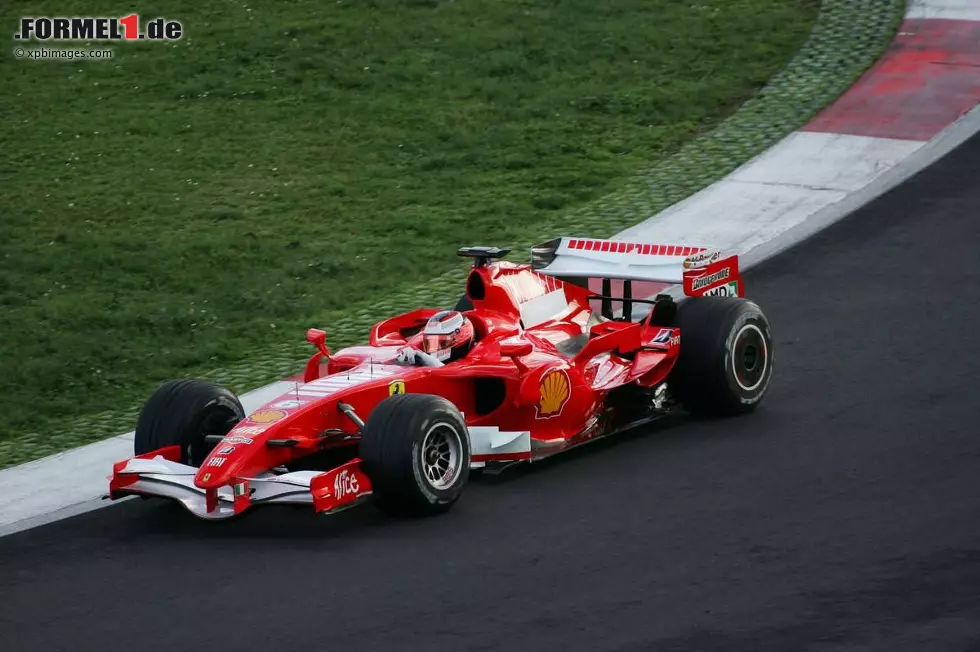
<box><xmin>616</xmin><ymin>133</ymin><xmax>924</xmax><ymax>255</ymax></box>
<box><xmin>908</xmin><ymin>0</ymin><xmax>980</xmax><ymax>21</ymax></box>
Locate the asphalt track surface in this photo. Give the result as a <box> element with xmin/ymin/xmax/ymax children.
<box><xmin>3</xmin><ymin>134</ymin><xmax>980</xmax><ymax>652</ymax></box>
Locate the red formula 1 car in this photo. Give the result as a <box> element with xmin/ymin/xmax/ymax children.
<box><xmin>110</xmin><ymin>238</ymin><xmax>773</xmax><ymax>519</ymax></box>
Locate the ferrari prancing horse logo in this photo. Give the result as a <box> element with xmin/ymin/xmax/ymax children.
<box><xmin>537</xmin><ymin>369</ymin><xmax>571</xmax><ymax>419</ymax></box>
<box><xmin>388</xmin><ymin>380</ymin><xmax>406</xmax><ymax>396</ymax></box>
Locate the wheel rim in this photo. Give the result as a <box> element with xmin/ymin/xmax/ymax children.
<box><xmin>732</xmin><ymin>323</ymin><xmax>768</xmax><ymax>392</ymax></box>
<box><xmin>420</xmin><ymin>423</ymin><xmax>463</xmax><ymax>490</ymax></box>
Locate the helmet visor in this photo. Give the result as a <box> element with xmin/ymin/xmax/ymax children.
<box><xmin>423</xmin><ymin>333</ymin><xmax>456</xmax><ymax>354</ymax></box>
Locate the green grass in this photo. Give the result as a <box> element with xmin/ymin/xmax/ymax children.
<box><xmin>0</xmin><ymin>0</ymin><xmax>817</xmax><ymax>458</ymax></box>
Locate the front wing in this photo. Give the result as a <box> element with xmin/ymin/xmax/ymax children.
<box><xmin>109</xmin><ymin>448</ymin><xmax>373</xmax><ymax>519</ymax></box>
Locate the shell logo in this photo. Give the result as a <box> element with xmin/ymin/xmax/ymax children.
<box><xmin>537</xmin><ymin>369</ymin><xmax>571</xmax><ymax>419</ymax></box>
<box><xmin>248</xmin><ymin>409</ymin><xmax>287</xmax><ymax>424</ymax></box>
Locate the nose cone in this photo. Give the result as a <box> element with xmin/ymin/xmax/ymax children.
<box><xmin>194</xmin><ymin>440</ymin><xmax>245</xmax><ymax>488</ymax></box>
<box><xmin>192</xmin><ymin>407</ymin><xmax>293</xmax><ymax>488</ymax></box>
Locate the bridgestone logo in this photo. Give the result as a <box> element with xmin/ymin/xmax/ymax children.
<box><xmin>691</xmin><ymin>267</ymin><xmax>730</xmax><ymax>291</ymax></box>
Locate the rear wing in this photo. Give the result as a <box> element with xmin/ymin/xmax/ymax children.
<box><xmin>531</xmin><ymin>237</ymin><xmax>744</xmax><ymax>315</ymax></box>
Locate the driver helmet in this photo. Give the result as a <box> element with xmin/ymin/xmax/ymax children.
<box><xmin>422</xmin><ymin>310</ymin><xmax>474</xmax><ymax>362</ymax></box>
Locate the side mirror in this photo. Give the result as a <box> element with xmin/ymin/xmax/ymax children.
<box><xmin>500</xmin><ymin>341</ymin><xmax>532</xmax><ymax>373</ymax></box>
<box><xmin>500</xmin><ymin>341</ymin><xmax>533</xmax><ymax>358</ymax></box>
<box><xmin>306</xmin><ymin>328</ymin><xmax>330</xmax><ymax>356</ymax></box>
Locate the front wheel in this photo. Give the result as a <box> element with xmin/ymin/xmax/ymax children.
<box><xmin>134</xmin><ymin>379</ymin><xmax>244</xmax><ymax>465</ymax></box>
<box><xmin>359</xmin><ymin>394</ymin><xmax>470</xmax><ymax>517</ymax></box>
<box><xmin>668</xmin><ymin>297</ymin><xmax>773</xmax><ymax>416</ymax></box>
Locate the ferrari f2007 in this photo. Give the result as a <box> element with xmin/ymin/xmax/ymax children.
<box><xmin>109</xmin><ymin>237</ymin><xmax>773</xmax><ymax>519</ymax></box>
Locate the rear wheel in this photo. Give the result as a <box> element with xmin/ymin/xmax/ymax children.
<box><xmin>668</xmin><ymin>297</ymin><xmax>773</xmax><ymax>416</ymax></box>
<box><xmin>359</xmin><ymin>394</ymin><xmax>470</xmax><ymax>517</ymax></box>
<box><xmin>134</xmin><ymin>379</ymin><xmax>244</xmax><ymax>465</ymax></box>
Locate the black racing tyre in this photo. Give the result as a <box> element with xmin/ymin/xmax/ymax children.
<box><xmin>668</xmin><ymin>297</ymin><xmax>773</xmax><ymax>416</ymax></box>
<box><xmin>359</xmin><ymin>393</ymin><xmax>470</xmax><ymax>517</ymax></box>
<box><xmin>134</xmin><ymin>379</ymin><xmax>244</xmax><ymax>466</ymax></box>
